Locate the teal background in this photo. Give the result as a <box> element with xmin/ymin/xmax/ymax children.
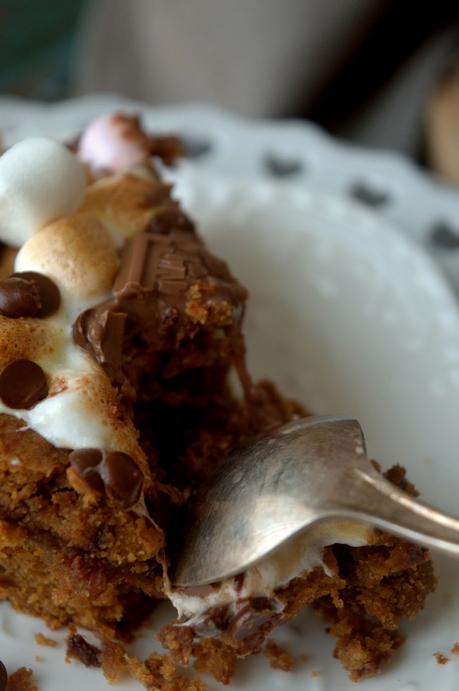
<box><xmin>0</xmin><ymin>0</ymin><xmax>87</xmax><ymax>99</ymax></box>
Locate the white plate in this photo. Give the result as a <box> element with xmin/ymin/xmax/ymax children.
<box><xmin>0</xmin><ymin>97</ymin><xmax>459</xmax><ymax>690</ymax></box>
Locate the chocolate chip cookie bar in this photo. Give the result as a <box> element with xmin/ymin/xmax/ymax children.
<box><xmin>0</xmin><ymin>114</ymin><xmax>435</xmax><ymax>685</ymax></box>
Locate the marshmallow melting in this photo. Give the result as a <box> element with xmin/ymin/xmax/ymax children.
<box><xmin>169</xmin><ymin>520</ymin><xmax>372</xmax><ymax>626</ymax></box>
<box><xmin>0</xmin><ymin>135</ymin><xmax>149</xmax><ymax>468</ymax></box>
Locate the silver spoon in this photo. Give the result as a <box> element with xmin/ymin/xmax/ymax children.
<box><xmin>172</xmin><ymin>415</ymin><xmax>459</xmax><ymax>587</ymax></box>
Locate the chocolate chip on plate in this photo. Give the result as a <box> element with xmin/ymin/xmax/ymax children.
<box><xmin>12</xmin><ymin>271</ymin><xmax>61</xmax><ymax>317</ymax></box>
<box><xmin>104</xmin><ymin>451</ymin><xmax>144</xmax><ymax>508</ymax></box>
<box><xmin>0</xmin><ymin>359</ymin><xmax>48</xmax><ymax>409</ymax></box>
<box><xmin>0</xmin><ymin>660</ymin><xmax>7</xmax><ymax>691</ymax></box>
<box><xmin>69</xmin><ymin>448</ymin><xmax>104</xmax><ymax>493</ymax></box>
<box><xmin>0</xmin><ymin>276</ymin><xmax>41</xmax><ymax>318</ymax></box>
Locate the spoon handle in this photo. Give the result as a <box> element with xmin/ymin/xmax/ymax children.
<box><xmin>337</xmin><ymin>467</ymin><xmax>459</xmax><ymax>556</ymax></box>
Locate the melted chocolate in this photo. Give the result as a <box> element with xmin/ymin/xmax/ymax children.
<box><xmin>73</xmin><ymin>228</ymin><xmax>247</xmax><ymax>394</ymax></box>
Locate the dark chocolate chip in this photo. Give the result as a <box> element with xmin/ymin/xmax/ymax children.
<box><xmin>69</xmin><ymin>448</ymin><xmax>104</xmax><ymax>493</ymax></box>
<box><xmin>264</xmin><ymin>154</ymin><xmax>303</xmax><ymax>177</ymax></box>
<box><xmin>430</xmin><ymin>222</ymin><xmax>459</xmax><ymax>249</ymax></box>
<box><xmin>180</xmin><ymin>135</ymin><xmax>213</xmax><ymax>159</ymax></box>
<box><xmin>0</xmin><ymin>359</ymin><xmax>48</xmax><ymax>409</ymax></box>
<box><xmin>0</xmin><ymin>276</ymin><xmax>41</xmax><ymax>318</ymax></box>
<box><xmin>13</xmin><ymin>271</ymin><xmax>61</xmax><ymax>317</ymax></box>
<box><xmin>104</xmin><ymin>451</ymin><xmax>143</xmax><ymax>508</ymax></box>
<box><xmin>0</xmin><ymin>661</ymin><xmax>7</xmax><ymax>691</ymax></box>
<box><xmin>349</xmin><ymin>182</ymin><xmax>389</xmax><ymax>207</ymax></box>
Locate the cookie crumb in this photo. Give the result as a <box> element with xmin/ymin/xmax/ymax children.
<box><xmin>100</xmin><ymin>638</ymin><xmax>207</xmax><ymax>690</ymax></box>
<box><xmin>35</xmin><ymin>633</ymin><xmax>57</xmax><ymax>648</ymax></box>
<box><xmin>311</xmin><ymin>669</ymin><xmax>321</xmax><ymax>677</ymax></box>
<box><xmin>7</xmin><ymin>667</ymin><xmax>38</xmax><ymax>691</ymax></box>
<box><xmin>34</xmin><ymin>656</ymin><xmax>44</xmax><ymax>663</ymax></box>
<box><xmin>263</xmin><ymin>639</ymin><xmax>296</xmax><ymax>672</ymax></box>
<box><xmin>66</xmin><ymin>633</ymin><xmax>101</xmax><ymax>668</ymax></box>
<box><xmin>434</xmin><ymin>652</ymin><xmax>450</xmax><ymax>665</ymax></box>
<box><xmin>451</xmin><ymin>643</ymin><xmax>459</xmax><ymax>655</ymax></box>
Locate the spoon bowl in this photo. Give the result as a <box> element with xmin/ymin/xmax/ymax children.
<box><xmin>172</xmin><ymin>415</ymin><xmax>459</xmax><ymax>587</ymax></box>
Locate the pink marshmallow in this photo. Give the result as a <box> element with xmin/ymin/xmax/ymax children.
<box><xmin>77</xmin><ymin>113</ymin><xmax>150</xmax><ymax>174</ymax></box>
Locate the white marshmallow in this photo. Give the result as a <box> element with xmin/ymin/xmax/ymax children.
<box><xmin>78</xmin><ymin>113</ymin><xmax>149</xmax><ymax>174</ymax></box>
<box><xmin>0</xmin><ymin>138</ymin><xmax>85</xmax><ymax>247</ymax></box>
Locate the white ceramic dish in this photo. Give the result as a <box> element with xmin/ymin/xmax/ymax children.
<box><xmin>0</xmin><ymin>96</ymin><xmax>458</xmax><ymax>690</ymax></box>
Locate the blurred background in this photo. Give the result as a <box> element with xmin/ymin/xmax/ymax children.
<box><xmin>1</xmin><ymin>0</ymin><xmax>459</xmax><ymax>179</ymax></box>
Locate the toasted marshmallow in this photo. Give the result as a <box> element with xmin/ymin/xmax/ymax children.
<box><xmin>0</xmin><ymin>138</ymin><xmax>85</xmax><ymax>246</ymax></box>
<box><xmin>78</xmin><ymin>113</ymin><xmax>150</xmax><ymax>174</ymax></box>
<box><xmin>15</xmin><ymin>214</ymin><xmax>119</xmax><ymax>309</ymax></box>
<box><xmin>80</xmin><ymin>174</ymin><xmax>168</xmax><ymax>242</ymax></box>
<box><xmin>0</xmin><ymin>316</ymin><xmax>62</xmax><ymax>372</ymax></box>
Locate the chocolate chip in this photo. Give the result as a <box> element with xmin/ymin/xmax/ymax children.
<box><xmin>0</xmin><ymin>359</ymin><xmax>48</xmax><ymax>409</ymax></box>
<box><xmin>0</xmin><ymin>661</ymin><xmax>7</xmax><ymax>691</ymax></box>
<box><xmin>69</xmin><ymin>448</ymin><xmax>104</xmax><ymax>493</ymax></box>
<box><xmin>13</xmin><ymin>271</ymin><xmax>61</xmax><ymax>317</ymax></box>
<box><xmin>0</xmin><ymin>276</ymin><xmax>41</xmax><ymax>318</ymax></box>
<box><xmin>104</xmin><ymin>451</ymin><xmax>144</xmax><ymax>508</ymax></box>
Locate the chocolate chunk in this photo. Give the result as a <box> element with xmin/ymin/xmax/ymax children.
<box><xmin>66</xmin><ymin>633</ymin><xmax>101</xmax><ymax>668</ymax></box>
<box><xmin>13</xmin><ymin>271</ymin><xmax>61</xmax><ymax>317</ymax></box>
<box><xmin>0</xmin><ymin>276</ymin><xmax>41</xmax><ymax>318</ymax></box>
<box><xmin>227</xmin><ymin>598</ymin><xmax>280</xmax><ymax>642</ymax></box>
<box><xmin>104</xmin><ymin>451</ymin><xmax>144</xmax><ymax>508</ymax></box>
<box><xmin>113</xmin><ymin>232</ymin><xmax>159</xmax><ymax>292</ymax></box>
<box><xmin>73</xmin><ymin>308</ymin><xmax>127</xmax><ymax>368</ymax></box>
<box><xmin>0</xmin><ymin>359</ymin><xmax>48</xmax><ymax>409</ymax></box>
<box><xmin>69</xmin><ymin>448</ymin><xmax>104</xmax><ymax>493</ymax></box>
<box><xmin>73</xmin><ymin>226</ymin><xmax>247</xmax><ymax>384</ymax></box>
<box><xmin>113</xmin><ymin>231</ymin><xmax>205</xmax><ymax>296</ymax></box>
<box><xmin>0</xmin><ymin>660</ymin><xmax>7</xmax><ymax>691</ymax></box>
